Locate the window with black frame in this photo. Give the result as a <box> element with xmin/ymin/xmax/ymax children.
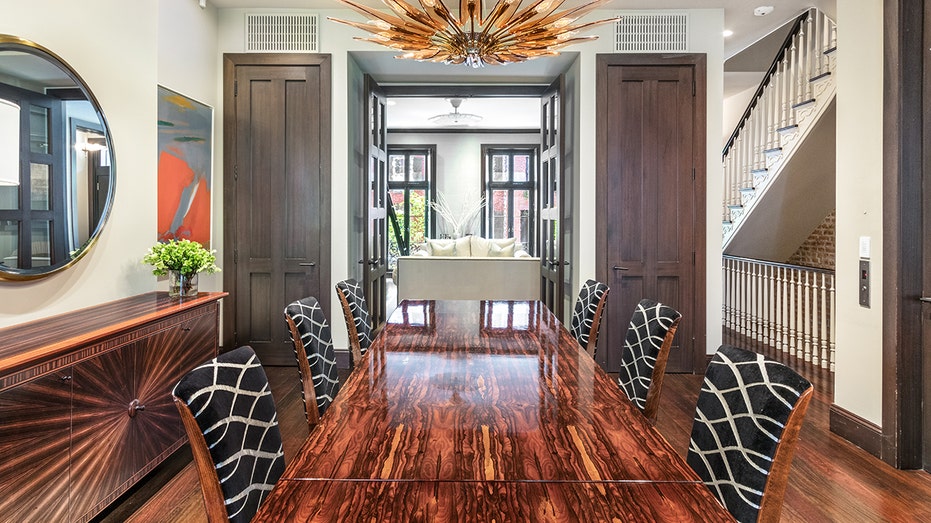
<box><xmin>387</xmin><ymin>146</ymin><xmax>435</xmax><ymax>270</ymax></box>
<box><xmin>482</xmin><ymin>145</ymin><xmax>537</xmax><ymax>254</ymax></box>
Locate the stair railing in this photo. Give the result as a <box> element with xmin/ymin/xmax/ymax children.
<box><xmin>723</xmin><ymin>255</ymin><xmax>835</xmax><ymax>371</ymax></box>
<box><xmin>722</xmin><ymin>8</ymin><xmax>837</xmax><ymax>238</ymax></box>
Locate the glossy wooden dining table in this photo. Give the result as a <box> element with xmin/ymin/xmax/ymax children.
<box><xmin>253</xmin><ymin>300</ymin><xmax>733</xmax><ymax>522</ymax></box>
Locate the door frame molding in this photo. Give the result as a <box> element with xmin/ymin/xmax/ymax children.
<box><xmin>221</xmin><ymin>53</ymin><xmax>332</xmax><ymax>348</ymax></box>
<box><xmin>594</xmin><ymin>53</ymin><xmax>707</xmax><ymax>374</ymax></box>
<box><xmin>880</xmin><ymin>0</ymin><xmax>923</xmax><ymax>469</ymax></box>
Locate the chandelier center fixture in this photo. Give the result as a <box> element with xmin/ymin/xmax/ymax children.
<box><xmin>329</xmin><ymin>0</ymin><xmax>621</xmax><ymax>68</ymax></box>
<box><xmin>429</xmin><ymin>98</ymin><xmax>483</xmax><ymax>126</ymax></box>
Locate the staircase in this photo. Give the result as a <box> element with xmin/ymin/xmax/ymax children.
<box><xmin>722</xmin><ymin>8</ymin><xmax>836</xmax><ymax>256</ymax></box>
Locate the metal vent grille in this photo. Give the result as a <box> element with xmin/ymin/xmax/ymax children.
<box><xmin>615</xmin><ymin>13</ymin><xmax>689</xmax><ymax>53</ymax></box>
<box><xmin>246</xmin><ymin>14</ymin><xmax>318</xmax><ymax>53</ymax></box>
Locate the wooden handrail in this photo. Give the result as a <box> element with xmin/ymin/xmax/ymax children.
<box><xmin>722</xmin><ymin>10</ymin><xmax>810</xmax><ymax>159</ymax></box>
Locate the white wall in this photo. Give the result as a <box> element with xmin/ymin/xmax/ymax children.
<box><xmin>388</xmin><ymin>132</ymin><xmax>538</xmax><ymax>237</ymax></box>
<box><xmin>0</xmin><ymin>1</ymin><xmax>158</xmax><ymax>326</ymax></box>
<box><xmin>0</xmin><ymin>0</ymin><xmax>220</xmax><ymax>329</ymax></box>
<box><xmin>723</xmin><ymin>83</ymin><xmax>758</xmax><ymax>143</ymax></box>
<box><xmin>833</xmin><ymin>0</ymin><xmax>883</xmax><ymax>425</ymax></box>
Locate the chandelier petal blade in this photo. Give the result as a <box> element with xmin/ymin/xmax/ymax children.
<box><xmin>331</xmin><ymin>0</ymin><xmax>620</xmax><ymax>67</ymax></box>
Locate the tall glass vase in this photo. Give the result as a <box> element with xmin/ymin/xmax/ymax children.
<box><xmin>168</xmin><ymin>270</ymin><xmax>199</xmax><ymax>299</ymax></box>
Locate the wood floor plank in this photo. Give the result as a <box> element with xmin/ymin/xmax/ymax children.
<box><xmin>102</xmin><ymin>364</ymin><xmax>931</xmax><ymax>523</ymax></box>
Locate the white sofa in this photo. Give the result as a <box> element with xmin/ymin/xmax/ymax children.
<box><xmin>396</xmin><ymin>236</ymin><xmax>540</xmax><ymax>301</ymax></box>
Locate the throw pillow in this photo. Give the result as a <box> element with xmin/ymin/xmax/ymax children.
<box><xmin>455</xmin><ymin>236</ymin><xmax>472</xmax><ymax>257</ymax></box>
<box><xmin>470</xmin><ymin>236</ymin><xmax>492</xmax><ymax>257</ymax></box>
<box><xmin>426</xmin><ymin>239</ymin><xmax>454</xmax><ymax>256</ymax></box>
<box><xmin>488</xmin><ymin>242</ymin><xmax>516</xmax><ymax>257</ymax></box>
<box><xmin>430</xmin><ymin>241</ymin><xmax>456</xmax><ymax>256</ymax></box>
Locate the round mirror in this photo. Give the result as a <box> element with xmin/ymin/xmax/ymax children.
<box><xmin>0</xmin><ymin>35</ymin><xmax>115</xmax><ymax>281</ymax></box>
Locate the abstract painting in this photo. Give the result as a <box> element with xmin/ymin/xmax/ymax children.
<box><xmin>157</xmin><ymin>86</ymin><xmax>213</xmax><ymax>247</ymax></box>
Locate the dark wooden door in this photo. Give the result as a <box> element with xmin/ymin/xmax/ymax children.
<box><xmin>540</xmin><ymin>76</ymin><xmax>566</xmax><ymax>319</ymax></box>
<box><xmin>363</xmin><ymin>75</ymin><xmax>388</xmax><ymax>329</ymax></box>
<box><xmin>596</xmin><ymin>55</ymin><xmax>706</xmax><ymax>374</ymax></box>
<box><xmin>223</xmin><ymin>54</ymin><xmax>331</xmax><ymax>365</ymax></box>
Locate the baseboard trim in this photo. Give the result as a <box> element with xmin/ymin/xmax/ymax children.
<box><xmin>830</xmin><ymin>404</ymin><xmax>883</xmax><ymax>458</ymax></box>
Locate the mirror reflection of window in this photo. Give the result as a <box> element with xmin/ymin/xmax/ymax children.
<box><xmin>0</xmin><ymin>98</ymin><xmax>18</xmax><ymax>186</ymax></box>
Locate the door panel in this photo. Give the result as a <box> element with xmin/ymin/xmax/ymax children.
<box><xmin>224</xmin><ymin>54</ymin><xmax>331</xmax><ymax>365</ymax></box>
<box><xmin>364</xmin><ymin>75</ymin><xmax>388</xmax><ymax>329</ymax></box>
<box><xmin>540</xmin><ymin>76</ymin><xmax>566</xmax><ymax>319</ymax></box>
<box><xmin>597</xmin><ymin>56</ymin><xmax>706</xmax><ymax>374</ymax></box>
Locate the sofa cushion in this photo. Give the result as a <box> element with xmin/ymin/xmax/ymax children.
<box><xmin>426</xmin><ymin>237</ymin><xmax>471</xmax><ymax>257</ymax></box>
<box><xmin>471</xmin><ymin>236</ymin><xmax>516</xmax><ymax>257</ymax></box>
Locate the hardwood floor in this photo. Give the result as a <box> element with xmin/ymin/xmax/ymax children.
<box><xmin>99</xmin><ymin>362</ymin><xmax>931</xmax><ymax>522</ymax></box>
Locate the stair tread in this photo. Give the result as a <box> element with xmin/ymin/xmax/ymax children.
<box><xmin>810</xmin><ymin>71</ymin><xmax>832</xmax><ymax>83</ymax></box>
<box><xmin>792</xmin><ymin>98</ymin><xmax>816</xmax><ymax>109</ymax></box>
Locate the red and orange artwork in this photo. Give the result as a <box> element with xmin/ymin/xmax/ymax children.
<box><xmin>157</xmin><ymin>86</ymin><xmax>212</xmax><ymax>247</ymax></box>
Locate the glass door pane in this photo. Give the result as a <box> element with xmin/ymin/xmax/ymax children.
<box><xmin>409</xmin><ymin>189</ymin><xmax>427</xmax><ymax>245</ymax></box>
<box><xmin>491</xmin><ymin>189</ymin><xmax>508</xmax><ymax>238</ymax></box>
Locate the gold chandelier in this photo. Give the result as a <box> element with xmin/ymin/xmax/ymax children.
<box><xmin>328</xmin><ymin>0</ymin><xmax>620</xmax><ymax>68</ymax></box>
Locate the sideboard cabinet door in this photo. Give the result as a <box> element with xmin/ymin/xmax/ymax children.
<box><xmin>70</xmin><ymin>344</ymin><xmax>137</xmax><ymax>522</ymax></box>
<box><xmin>0</xmin><ymin>371</ymin><xmax>73</xmax><ymax>522</ymax></box>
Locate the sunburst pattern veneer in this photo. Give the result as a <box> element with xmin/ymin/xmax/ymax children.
<box><xmin>0</xmin><ymin>292</ymin><xmax>226</xmax><ymax>522</ymax></box>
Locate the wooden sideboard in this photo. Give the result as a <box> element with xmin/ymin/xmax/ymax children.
<box><xmin>0</xmin><ymin>291</ymin><xmax>226</xmax><ymax>523</ymax></box>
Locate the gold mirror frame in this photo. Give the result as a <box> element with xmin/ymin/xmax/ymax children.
<box><xmin>0</xmin><ymin>35</ymin><xmax>115</xmax><ymax>281</ymax></box>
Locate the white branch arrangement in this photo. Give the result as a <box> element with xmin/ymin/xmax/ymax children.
<box><xmin>430</xmin><ymin>191</ymin><xmax>485</xmax><ymax>238</ymax></box>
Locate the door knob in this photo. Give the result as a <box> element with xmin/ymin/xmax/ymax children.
<box><xmin>613</xmin><ymin>266</ymin><xmax>630</xmax><ymax>271</ymax></box>
<box><xmin>920</xmin><ymin>297</ymin><xmax>931</xmax><ymax>303</ymax></box>
<box><xmin>299</xmin><ymin>262</ymin><xmax>316</xmax><ymax>267</ymax></box>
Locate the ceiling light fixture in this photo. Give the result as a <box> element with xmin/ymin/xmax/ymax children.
<box><xmin>429</xmin><ymin>98</ymin><xmax>483</xmax><ymax>126</ymax></box>
<box><xmin>754</xmin><ymin>6</ymin><xmax>774</xmax><ymax>17</ymax></box>
<box><xmin>328</xmin><ymin>0</ymin><xmax>621</xmax><ymax>68</ymax></box>
<box><xmin>722</xmin><ymin>29</ymin><xmax>733</xmax><ymax>38</ymax></box>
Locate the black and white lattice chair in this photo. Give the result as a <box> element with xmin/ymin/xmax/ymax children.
<box><xmin>285</xmin><ymin>296</ymin><xmax>341</xmax><ymax>427</ymax></box>
<box><xmin>335</xmin><ymin>278</ymin><xmax>373</xmax><ymax>366</ymax></box>
<box><xmin>687</xmin><ymin>345</ymin><xmax>813</xmax><ymax>523</ymax></box>
<box><xmin>617</xmin><ymin>298</ymin><xmax>682</xmax><ymax>422</ymax></box>
<box><xmin>172</xmin><ymin>346</ymin><xmax>285</xmax><ymax>523</ymax></box>
<box><xmin>569</xmin><ymin>279</ymin><xmax>610</xmax><ymax>357</ymax></box>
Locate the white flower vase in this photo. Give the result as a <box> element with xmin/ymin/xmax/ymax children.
<box><xmin>168</xmin><ymin>270</ymin><xmax>199</xmax><ymax>299</ymax></box>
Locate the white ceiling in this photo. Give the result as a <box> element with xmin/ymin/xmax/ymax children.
<box><xmin>208</xmin><ymin>0</ymin><xmax>836</xmax><ymax>59</ymax></box>
<box><xmin>387</xmin><ymin>97</ymin><xmax>541</xmax><ymax>129</ymax></box>
<box><xmin>206</xmin><ymin>0</ymin><xmax>837</xmax><ymax>128</ymax></box>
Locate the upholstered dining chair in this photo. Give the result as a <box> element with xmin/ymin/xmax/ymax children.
<box><xmin>172</xmin><ymin>346</ymin><xmax>285</xmax><ymax>523</ymax></box>
<box><xmin>285</xmin><ymin>296</ymin><xmax>341</xmax><ymax>427</ymax></box>
<box><xmin>569</xmin><ymin>279</ymin><xmax>610</xmax><ymax>357</ymax></box>
<box><xmin>335</xmin><ymin>278</ymin><xmax>373</xmax><ymax>366</ymax></box>
<box><xmin>616</xmin><ymin>298</ymin><xmax>682</xmax><ymax>423</ymax></box>
<box><xmin>687</xmin><ymin>344</ymin><xmax>813</xmax><ymax>523</ymax></box>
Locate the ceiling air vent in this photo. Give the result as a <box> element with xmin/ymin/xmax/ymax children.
<box><xmin>246</xmin><ymin>14</ymin><xmax>318</xmax><ymax>53</ymax></box>
<box><xmin>615</xmin><ymin>12</ymin><xmax>689</xmax><ymax>53</ymax></box>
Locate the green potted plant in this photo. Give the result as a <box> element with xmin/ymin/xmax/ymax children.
<box><xmin>142</xmin><ymin>239</ymin><xmax>220</xmax><ymax>298</ymax></box>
